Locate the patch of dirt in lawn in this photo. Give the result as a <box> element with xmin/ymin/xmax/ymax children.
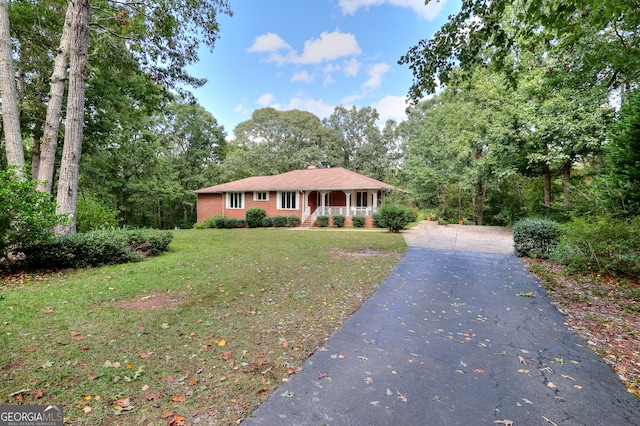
<box><xmin>115</xmin><ymin>292</ymin><xmax>182</xmax><ymax>310</ymax></box>
<box><xmin>527</xmin><ymin>259</ymin><xmax>640</xmax><ymax>399</ymax></box>
<box><xmin>330</xmin><ymin>247</ymin><xmax>384</xmax><ymax>259</ymax></box>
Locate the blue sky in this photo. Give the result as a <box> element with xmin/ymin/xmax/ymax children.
<box><xmin>188</xmin><ymin>0</ymin><xmax>462</xmax><ymax>138</ymax></box>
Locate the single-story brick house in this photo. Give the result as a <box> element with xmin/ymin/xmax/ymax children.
<box><xmin>194</xmin><ymin>166</ymin><xmax>399</xmax><ymax>226</ymax></box>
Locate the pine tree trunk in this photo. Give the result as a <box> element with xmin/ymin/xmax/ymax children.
<box><xmin>55</xmin><ymin>0</ymin><xmax>89</xmax><ymax>235</ymax></box>
<box><xmin>0</xmin><ymin>0</ymin><xmax>25</xmax><ymax>175</ymax></box>
<box><xmin>37</xmin><ymin>4</ymin><xmax>73</xmax><ymax>193</ymax></box>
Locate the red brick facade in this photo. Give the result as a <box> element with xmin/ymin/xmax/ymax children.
<box><xmin>196</xmin><ymin>191</ymin><xmax>303</xmax><ymax>221</ymax></box>
<box><xmin>195</xmin><ymin>167</ymin><xmax>399</xmax><ymax>226</ymax></box>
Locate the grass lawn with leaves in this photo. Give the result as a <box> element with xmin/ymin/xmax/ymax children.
<box><xmin>0</xmin><ymin>229</ymin><xmax>406</xmax><ymax>425</ymax></box>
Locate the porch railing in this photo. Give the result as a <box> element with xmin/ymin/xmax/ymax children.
<box><xmin>306</xmin><ymin>206</ymin><xmax>376</xmax><ymax>225</ymax></box>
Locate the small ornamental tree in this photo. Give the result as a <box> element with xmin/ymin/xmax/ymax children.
<box><xmin>0</xmin><ymin>169</ymin><xmax>66</xmax><ymax>259</ymax></box>
<box><xmin>372</xmin><ymin>204</ymin><xmax>415</xmax><ymax>232</ymax></box>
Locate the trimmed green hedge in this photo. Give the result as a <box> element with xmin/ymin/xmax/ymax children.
<box><xmin>214</xmin><ymin>218</ymin><xmax>246</xmax><ymax>229</ymax></box>
<box><xmin>351</xmin><ymin>215</ymin><xmax>366</xmax><ymax>228</ymax></box>
<box><xmin>513</xmin><ymin>218</ymin><xmax>559</xmax><ymax>258</ymax></box>
<box><xmin>15</xmin><ymin>228</ymin><xmax>172</xmax><ymax>270</ymax></box>
<box><xmin>332</xmin><ymin>215</ymin><xmax>346</xmax><ymax>227</ymax></box>
<box><xmin>262</xmin><ymin>215</ymin><xmax>301</xmax><ymax>228</ymax></box>
<box><xmin>317</xmin><ymin>215</ymin><xmax>329</xmax><ymax>227</ymax></box>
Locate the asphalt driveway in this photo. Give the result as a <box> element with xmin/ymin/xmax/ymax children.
<box><xmin>243</xmin><ymin>223</ymin><xmax>640</xmax><ymax>425</ymax></box>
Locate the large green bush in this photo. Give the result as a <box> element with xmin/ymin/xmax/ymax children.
<box><xmin>246</xmin><ymin>208</ymin><xmax>266</xmax><ymax>228</ymax></box>
<box><xmin>372</xmin><ymin>204</ymin><xmax>415</xmax><ymax>232</ymax></box>
<box><xmin>513</xmin><ymin>218</ymin><xmax>559</xmax><ymax>258</ymax></box>
<box><xmin>552</xmin><ymin>216</ymin><xmax>640</xmax><ymax>276</ymax></box>
<box><xmin>15</xmin><ymin>228</ymin><xmax>172</xmax><ymax>270</ymax></box>
<box><xmin>0</xmin><ymin>169</ymin><xmax>65</xmax><ymax>259</ymax></box>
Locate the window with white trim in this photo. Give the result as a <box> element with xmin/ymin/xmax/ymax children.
<box><xmin>278</xmin><ymin>191</ymin><xmax>298</xmax><ymax>210</ymax></box>
<box><xmin>254</xmin><ymin>191</ymin><xmax>269</xmax><ymax>201</ymax></box>
<box><xmin>356</xmin><ymin>191</ymin><xmax>368</xmax><ymax>208</ymax></box>
<box><xmin>227</xmin><ymin>192</ymin><xmax>244</xmax><ymax>209</ymax></box>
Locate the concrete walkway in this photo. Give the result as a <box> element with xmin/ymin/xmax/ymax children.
<box><xmin>243</xmin><ymin>223</ymin><xmax>640</xmax><ymax>425</ymax></box>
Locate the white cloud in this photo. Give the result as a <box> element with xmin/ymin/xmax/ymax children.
<box><xmin>340</xmin><ymin>93</ymin><xmax>361</xmax><ymax>105</ymax></box>
<box><xmin>233</xmin><ymin>103</ymin><xmax>247</xmax><ymax>113</ymax></box>
<box><xmin>287</xmin><ymin>97</ymin><xmax>335</xmax><ymax>120</ymax></box>
<box><xmin>342</xmin><ymin>58</ymin><xmax>360</xmax><ymax>77</ymax></box>
<box><xmin>291</xmin><ymin>70</ymin><xmax>313</xmax><ymax>82</ymax></box>
<box><xmin>323</xmin><ymin>74</ymin><xmax>335</xmax><ymax>86</ymax></box>
<box><xmin>373</xmin><ymin>94</ymin><xmax>409</xmax><ymax>122</ymax></box>
<box><xmin>249</xmin><ymin>31</ymin><xmax>360</xmax><ymax>65</ymax></box>
<box><xmin>298</xmin><ymin>31</ymin><xmax>361</xmax><ymax>64</ymax></box>
<box><xmin>256</xmin><ymin>93</ymin><xmax>277</xmax><ymax>107</ymax></box>
<box><xmin>247</xmin><ymin>32</ymin><xmax>291</xmax><ymax>52</ymax></box>
<box><xmin>338</xmin><ymin>0</ymin><xmax>447</xmax><ymax>21</ymax></box>
<box><xmin>363</xmin><ymin>62</ymin><xmax>391</xmax><ymax>89</ymax></box>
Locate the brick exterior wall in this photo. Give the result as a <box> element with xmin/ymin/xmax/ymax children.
<box><xmin>196</xmin><ymin>190</ymin><xmax>376</xmax><ymax>226</ymax></box>
<box><xmin>196</xmin><ymin>191</ymin><xmax>302</xmax><ymax>222</ymax></box>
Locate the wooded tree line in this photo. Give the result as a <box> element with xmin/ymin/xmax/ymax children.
<box><xmin>0</xmin><ymin>0</ymin><xmax>231</xmax><ymax>232</ymax></box>
<box><xmin>2</xmin><ymin>0</ymin><xmax>639</xmax><ymax>231</ymax></box>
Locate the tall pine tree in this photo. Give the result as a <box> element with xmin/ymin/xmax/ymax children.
<box><xmin>605</xmin><ymin>89</ymin><xmax>640</xmax><ymax>216</ymax></box>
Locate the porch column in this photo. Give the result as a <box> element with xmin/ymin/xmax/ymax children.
<box><xmin>320</xmin><ymin>191</ymin><xmax>327</xmax><ymax>214</ymax></box>
<box><xmin>372</xmin><ymin>191</ymin><xmax>378</xmax><ymax>215</ymax></box>
<box><xmin>304</xmin><ymin>191</ymin><xmax>310</xmax><ymax>214</ymax></box>
<box><xmin>344</xmin><ymin>191</ymin><xmax>351</xmax><ymax>216</ymax></box>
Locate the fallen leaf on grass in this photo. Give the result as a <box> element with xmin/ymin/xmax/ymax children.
<box><xmin>43</xmin><ymin>309</ymin><xmax>54</xmax><ymax>314</ymax></box>
<box><xmin>30</xmin><ymin>389</ymin><xmax>43</xmax><ymax>399</ymax></box>
<box><xmin>144</xmin><ymin>393</ymin><xmax>162</xmax><ymax>401</ymax></box>
<box><xmin>83</xmin><ymin>406</ymin><xmax>92</xmax><ymax>414</ymax></box>
<box><xmin>168</xmin><ymin>414</ymin><xmax>184</xmax><ymax>426</ymax></box>
<box><xmin>172</xmin><ymin>396</ymin><xmax>186</xmax><ymax>402</ymax></box>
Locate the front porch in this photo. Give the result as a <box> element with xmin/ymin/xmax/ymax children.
<box><xmin>301</xmin><ymin>189</ymin><xmax>381</xmax><ymax>226</ymax></box>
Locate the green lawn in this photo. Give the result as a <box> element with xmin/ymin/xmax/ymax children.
<box><xmin>0</xmin><ymin>228</ymin><xmax>406</xmax><ymax>425</ymax></box>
